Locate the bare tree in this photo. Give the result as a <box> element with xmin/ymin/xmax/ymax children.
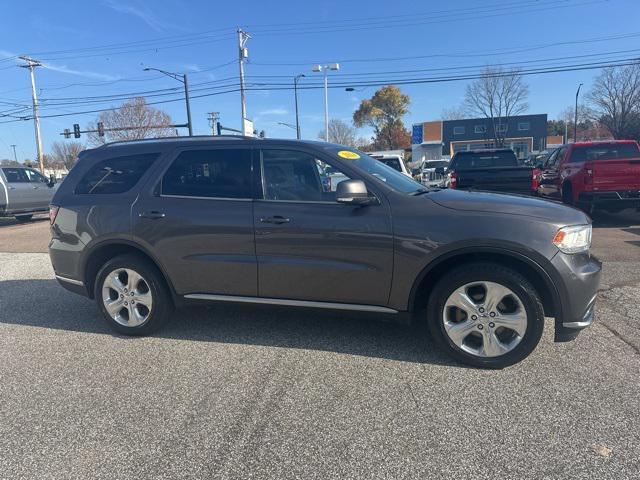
<box><xmin>464</xmin><ymin>67</ymin><xmax>529</xmax><ymax>147</ymax></box>
<box><xmin>87</xmin><ymin>97</ymin><xmax>175</xmax><ymax>146</ymax></box>
<box><xmin>318</xmin><ymin>119</ymin><xmax>358</xmax><ymax>146</ymax></box>
<box><xmin>440</xmin><ymin>105</ymin><xmax>468</xmax><ymax>120</ymax></box>
<box><xmin>586</xmin><ymin>63</ymin><xmax>640</xmax><ymax>139</ymax></box>
<box><xmin>50</xmin><ymin>141</ymin><xmax>84</xmax><ymax>170</ymax></box>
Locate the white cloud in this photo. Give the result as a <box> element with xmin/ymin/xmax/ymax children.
<box><xmin>258</xmin><ymin>108</ymin><xmax>288</xmax><ymax>116</ymax></box>
<box><xmin>103</xmin><ymin>0</ymin><xmax>171</xmax><ymax>32</ymax></box>
<box><xmin>41</xmin><ymin>62</ymin><xmax>119</xmax><ymax>81</ymax></box>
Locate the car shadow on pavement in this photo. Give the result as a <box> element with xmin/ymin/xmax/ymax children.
<box><xmin>0</xmin><ymin>279</ymin><xmax>462</xmax><ymax>368</ymax></box>
<box><xmin>590</xmin><ymin>209</ymin><xmax>640</xmax><ymax>228</ymax></box>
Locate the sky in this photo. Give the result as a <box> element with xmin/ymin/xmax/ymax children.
<box><xmin>1</xmin><ymin>0</ymin><xmax>639</xmax><ymax>161</ymax></box>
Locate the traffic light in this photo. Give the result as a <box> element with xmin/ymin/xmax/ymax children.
<box><xmin>97</xmin><ymin>122</ymin><xmax>104</xmax><ymax>137</ymax></box>
<box><xmin>73</xmin><ymin>124</ymin><xmax>81</xmax><ymax>138</ymax></box>
<box><xmin>63</xmin><ymin>129</ymin><xmax>71</xmax><ymax>139</ymax></box>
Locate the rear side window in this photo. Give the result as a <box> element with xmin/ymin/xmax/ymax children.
<box><xmin>161</xmin><ymin>149</ymin><xmax>252</xmax><ymax>199</ymax></box>
<box><xmin>2</xmin><ymin>168</ymin><xmax>29</xmax><ymax>183</ymax></box>
<box><xmin>570</xmin><ymin>143</ymin><xmax>640</xmax><ymax>162</ymax></box>
<box><xmin>75</xmin><ymin>153</ymin><xmax>159</xmax><ymax>194</ymax></box>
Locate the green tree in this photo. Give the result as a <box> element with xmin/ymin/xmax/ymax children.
<box><xmin>353</xmin><ymin>85</ymin><xmax>411</xmax><ymax>150</ymax></box>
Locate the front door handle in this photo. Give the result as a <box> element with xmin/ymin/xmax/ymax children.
<box><xmin>139</xmin><ymin>211</ymin><xmax>166</xmax><ymax>219</ymax></box>
<box><xmin>260</xmin><ymin>215</ymin><xmax>290</xmax><ymax>224</ymax></box>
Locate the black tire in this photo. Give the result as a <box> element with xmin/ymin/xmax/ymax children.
<box><xmin>15</xmin><ymin>214</ymin><xmax>33</xmax><ymax>222</ymax></box>
<box><xmin>427</xmin><ymin>263</ymin><xmax>545</xmax><ymax>369</ymax></box>
<box><xmin>94</xmin><ymin>254</ymin><xmax>172</xmax><ymax>336</ymax></box>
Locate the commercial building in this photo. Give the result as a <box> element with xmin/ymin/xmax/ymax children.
<box><xmin>412</xmin><ymin>114</ymin><xmax>549</xmax><ymax>161</ymax></box>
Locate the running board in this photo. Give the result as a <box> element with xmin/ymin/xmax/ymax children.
<box><xmin>183</xmin><ymin>293</ymin><xmax>398</xmax><ymax>314</ymax></box>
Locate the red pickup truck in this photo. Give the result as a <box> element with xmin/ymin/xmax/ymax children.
<box><xmin>537</xmin><ymin>140</ymin><xmax>640</xmax><ymax>213</ymax></box>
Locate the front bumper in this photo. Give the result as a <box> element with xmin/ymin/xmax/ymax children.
<box><xmin>550</xmin><ymin>251</ymin><xmax>602</xmax><ymax>342</ymax></box>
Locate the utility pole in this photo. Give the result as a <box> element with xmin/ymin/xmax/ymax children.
<box><xmin>10</xmin><ymin>144</ymin><xmax>18</xmax><ymax>163</ymax></box>
<box><xmin>207</xmin><ymin>112</ymin><xmax>220</xmax><ymax>134</ymax></box>
<box><xmin>237</xmin><ymin>29</ymin><xmax>250</xmax><ymax>133</ymax></box>
<box><xmin>574</xmin><ymin>83</ymin><xmax>583</xmax><ymax>143</ymax></box>
<box><xmin>294</xmin><ymin>74</ymin><xmax>305</xmax><ymax>139</ymax></box>
<box><xmin>19</xmin><ymin>56</ymin><xmax>44</xmax><ymax>173</ymax></box>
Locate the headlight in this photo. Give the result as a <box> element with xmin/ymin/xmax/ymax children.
<box><xmin>553</xmin><ymin>225</ymin><xmax>592</xmax><ymax>254</ymax></box>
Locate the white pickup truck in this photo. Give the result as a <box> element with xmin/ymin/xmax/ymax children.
<box><xmin>369</xmin><ymin>153</ymin><xmax>413</xmax><ymax>178</ymax></box>
<box><xmin>0</xmin><ymin>166</ymin><xmax>58</xmax><ymax>221</ymax></box>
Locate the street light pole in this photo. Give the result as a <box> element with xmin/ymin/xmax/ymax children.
<box><xmin>312</xmin><ymin>63</ymin><xmax>340</xmax><ymax>142</ymax></box>
<box><xmin>10</xmin><ymin>145</ymin><xmax>18</xmax><ymax>163</ymax></box>
<box><xmin>574</xmin><ymin>83</ymin><xmax>583</xmax><ymax>143</ymax></box>
<box><xmin>294</xmin><ymin>74</ymin><xmax>305</xmax><ymax>140</ymax></box>
<box><xmin>19</xmin><ymin>56</ymin><xmax>44</xmax><ymax>173</ymax></box>
<box><xmin>143</xmin><ymin>67</ymin><xmax>193</xmax><ymax>136</ymax></box>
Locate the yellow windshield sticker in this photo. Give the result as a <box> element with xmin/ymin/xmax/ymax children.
<box><xmin>337</xmin><ymin>150</ymin><xmax>360</xmax><ymax>160</ymax></box>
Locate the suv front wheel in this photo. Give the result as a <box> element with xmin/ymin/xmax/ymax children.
<box><xmin>427</xmin><ymin>263</ymin><xmax>545</xmax><ymax>368</ymax></box>
<box><xmin>94</xmin><ymin>254</ymin><xmax>172</xmax><ymax>335</ymax></box>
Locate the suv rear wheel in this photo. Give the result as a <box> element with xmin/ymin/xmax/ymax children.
<box><xmin>94</xmin><ymin>254</ymin><xmax>171</xmax><ymax>335</ymax></box>
<box><xmin>427</xmin><ymin>263</ymin><xmax>544</xmax><ymax>368</ymax></box>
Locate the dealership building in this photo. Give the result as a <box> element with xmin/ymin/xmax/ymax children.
<box><xmin>411</xmin><ymin>114</ymin><xmax>549</xmax><ymax>161</ymax></box>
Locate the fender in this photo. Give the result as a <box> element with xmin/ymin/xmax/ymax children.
<box><xmin>405</xmin><ymin>241</ymin><xmax>564</xmax><ymax>323</ymax></box>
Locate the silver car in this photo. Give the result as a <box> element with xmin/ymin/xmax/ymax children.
<box><xmin>420</xmin><ymin>160</ymin><xmax>450</xmax><ymax>188</ymax></box>
<box><xmin>0</xmin><ymin>166</ymin><xmax>57</xmax><ymax>221</ymax></box>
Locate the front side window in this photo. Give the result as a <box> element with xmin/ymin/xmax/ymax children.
<box><xmin>261</xmin><ymin>149</ymin><xmax>351</xmax><ymax>202</ymax></box>
<box><xmin>76</xmin><ymin>153</ymin><xmax>159</xmax><ymax>194</ymax></box>
<box><xmin>1</xmin><ymin>168</ymin><xmax>29</xmax><ymax>183</ymax></box>
<box><xmin>570</xmin><ymin>143</ymin><xmax>640</xmax><ymax>162</ymax></box>
<box><xmin>24</xmin><ymin>169</ymin><xmax>48</xmax><ymax>183</ymax></box>
<box><xmin>162</xmin><ymin>149</ymin><xmax>252</xmax><ymax>199</ymax></box>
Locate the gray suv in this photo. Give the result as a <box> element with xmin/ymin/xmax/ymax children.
<box><xmin>49</xmin><ymin>137</ymin><xmax>601</xmax><ymax>368</ymax></box>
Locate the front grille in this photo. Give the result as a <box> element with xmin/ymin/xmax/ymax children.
<box><xmin>423</xmin><ymin>171</ymin><xmax>443</xmax><ymax>182</ymax></box>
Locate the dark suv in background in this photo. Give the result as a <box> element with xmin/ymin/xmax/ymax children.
<box><xmin>49</xmin><ymin>137</ymin><xmax>601</xmax><ymax>368</ymax></box>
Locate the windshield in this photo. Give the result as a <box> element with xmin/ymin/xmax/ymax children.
<box><xmin>451</xmin><ymin>151</ymin><xmax>518</xmax><ymax>169</ymax></box>
<box><xmin>327</xmin><ymin>148</ymin><xmax>422</xmax><ymax>194</ymax></box>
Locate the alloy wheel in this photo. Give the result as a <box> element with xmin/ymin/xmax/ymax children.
<box><xmin>442</xmin><ymin>281</ymin><xmax>528</xmax><ymax>358</ymax></box>
<box><xmin>101</xmin><ymin>268</ymin><xmax>153</xmax><ymax>327</ymax></box>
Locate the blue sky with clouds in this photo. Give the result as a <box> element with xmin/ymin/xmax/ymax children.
<box><xmin>1</xmin><ymin>0</ymin><xmax>639</xmax><ymax>160</ymax></box>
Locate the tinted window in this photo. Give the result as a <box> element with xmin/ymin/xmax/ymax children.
<box><xmin>381</xmin><ymin>158</ymin><xmax>402</xmax><ymax>171</ymax></box>
<box><xmin>2</xmin><ymin>168</ymin><xmax>29</xmax><ymax>183</ymax></box>
<box><xmin>262</xmin><ymin>149</ymin><xmax>351</xmax><ymax>202</ymax></box>
<box><xmin>162</xmin><ymin>149</ymin><xmax>252</xmax><ymax>199</ymax></box>
<box><xmin>76</xmin><ymin>153</ymin><xmax>159</xmax><ymax>194</ymax></box>
<box><xmin>570</xmin><ymin>143</ymin><xmax>640</xmax><ymax>162</ymax></box>
<box><xmin>24</xmin><ymin>169</ymin><xmax>48</xmax><ymax>183</ymax></box>
<box><xmin>451</xmin><ymin>151</ymin><xmax>518</xmax><ymax>169</ymax></box>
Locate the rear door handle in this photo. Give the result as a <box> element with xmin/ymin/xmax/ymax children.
<box><xmin>139</xmin><ymin>211</ymin><xmax>166</xmax><ymax>219</ymax></box>
<box><xmin>260</xmin><ymin>215</ymin><xmax>290</xmax><ymax>224</ymax></box>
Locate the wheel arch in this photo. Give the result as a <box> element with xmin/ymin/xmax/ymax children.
<box><xmin>408</xmin><ymin>247</ymin><xmax>562</xmax><ymax>321</ymax></box>
<box><xmin>82</xmin><ymin>239</ymin><xmax>176</xmax><ymax>302</ymax></box>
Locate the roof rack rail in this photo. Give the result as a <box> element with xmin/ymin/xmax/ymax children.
<box><xmin>98</xmin><ymin>134</ymin><xmax>262</xmax><ymax>148</ymax></box>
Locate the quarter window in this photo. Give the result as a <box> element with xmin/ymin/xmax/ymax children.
<box><xmin>76</xmin><ymin>153</ymin><xmax>159</xmax><ymax>195</ymax></box>
<box><xmin>261</xmin><ymin>149</ymin><xmax>351</xmax><ymax>202</ymax></box>
<box><xmin>162</xmin><ymin>149</ymin><xmax>252</xmax><ymax>199</ymax></box>
<box><xmin>453</xmin><ymin>126</ymin><xmax>465</xmax><ymax>135</ymax></box>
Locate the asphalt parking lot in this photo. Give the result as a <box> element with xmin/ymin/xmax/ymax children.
<box><xmin>1</xmin><ymin>210</ymin><xmax>639</xmax><ymax>479</ymax></box>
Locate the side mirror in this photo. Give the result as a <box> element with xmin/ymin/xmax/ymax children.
<box><xmin>48</xmin><ymin>174</ymin><xmax>57</xmax><ymax>187</ymax></box>
<box><xmin>336</xmin><ymin>179</ymin><xmax>377</xmax><ymax>206</ymax></box>
<box><xmin>434</xmin><ymin>167</ymin><xmax>445</xmax><ymax>175</ymax></box>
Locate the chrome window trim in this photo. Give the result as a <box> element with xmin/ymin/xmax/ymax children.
<box><xmin>159</xmin><ymin>194</ymin><xmax>252</xmax><ymax>202</ymax></box>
